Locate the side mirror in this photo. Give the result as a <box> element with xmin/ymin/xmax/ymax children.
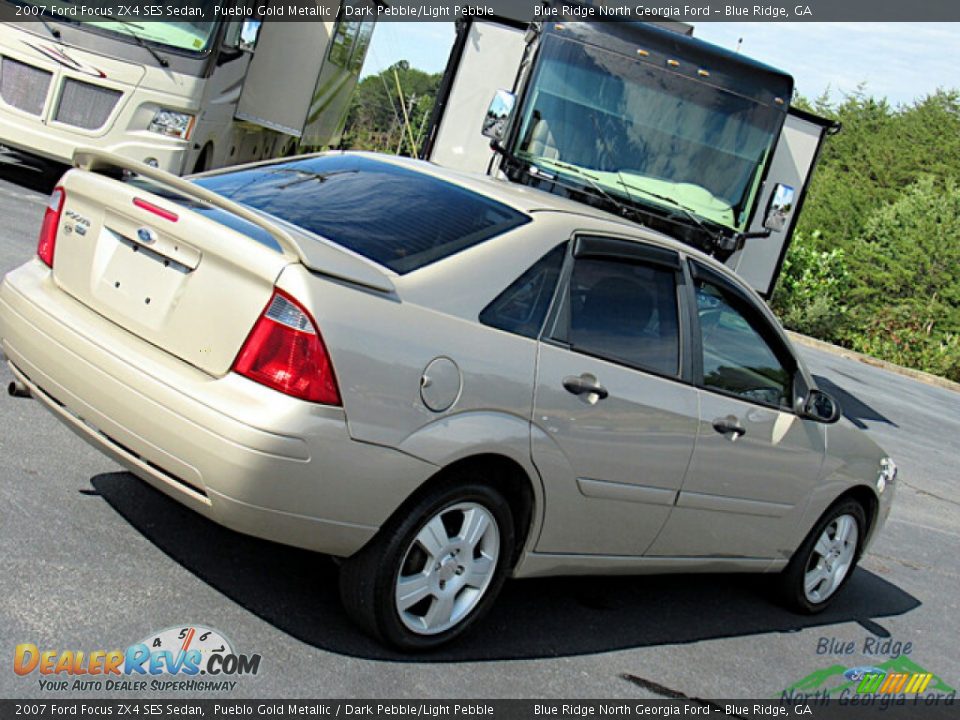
<box><xmin>802</xmin><ymin>389</ymin><xmax>841</xmax><ymax>424</ymax></box>
<box><xmin>763</xmin><ymin>183</ymin><xmax>796</xmax><ymax>232</ymax></box>
<box><xmin>238</xmin><ymin>19</ymin><xmax>262</xmax><ymax>51</ymax></box>
<box><xmin>482</xmin><ymin>89</ymin><xmax>516</xmax><ymax>142</ymax></box>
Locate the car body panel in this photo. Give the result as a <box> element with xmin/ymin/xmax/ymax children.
<box><xmin>54</xmin><ymin>168</ymin><xmax>290</xmax><ymax>376</ymax></box>
<box><xmin>530</xmin><ymin>343</ymin><xmax>700</xmax><ymax>556</ymax></box>
<box><xmin>647</xmin><ymin>392</ymin><xmax>825</xmax><ymax>558</ymax></box>
<box><xmin>804</xmin><ymin>418</ymin><xmax>893</xmax><ymax>552</ymax></box>
<box><xmin>0</xmin><ymin>260</ymin><xmax>436</xmax><ymax>557</ymax></box>
<box><xmin>0</xmin><ymin>150</ymin><xmax>894</xmax><ymax>581</ymax></box>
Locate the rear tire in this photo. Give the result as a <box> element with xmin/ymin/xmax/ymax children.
<box><xmin>339</xmin><ymin>477</ymin><xmax>514</xmax><ymax>651</ymax></box>
<box><xmin>777</xmin><ymin>499</ymin><xmax>866</xmax><ymax>614</ymax></box>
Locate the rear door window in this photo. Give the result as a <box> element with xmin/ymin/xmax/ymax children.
<box><xmin>555</xmin><ymin>254</ymin><xmax>682</xmax><ymax>377</ymax></box>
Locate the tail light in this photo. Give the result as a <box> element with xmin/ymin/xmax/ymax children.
<box><xmin>37</xmin><ymin>186</ymin><xmax>65</xmax><ymax>268</ymax></box>
<box><xmin>233</xmin><ymin>289</ymin><xmax>341</xmax><ymax>406</ymax></box>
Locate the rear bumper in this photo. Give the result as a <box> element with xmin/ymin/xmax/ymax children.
<box><xmin>0</xmin><ymin>260</ymin><xmax>435</xmax><ymax>556</ymax></box>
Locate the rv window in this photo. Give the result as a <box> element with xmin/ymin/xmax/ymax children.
<box><xmin>349</xmin><ymin>22</ymin><xmax>375</xmax><ymax>72</ymax></box>
<box><xmin>329</xmin><ymin>21</ymin><xmax>361</xmax><ymax>67</ymax></box>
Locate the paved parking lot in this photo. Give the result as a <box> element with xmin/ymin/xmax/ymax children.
<box><xmin>0</xmin><ymin>162</ymin><xmax>957</xmax><ymax>700</ymax></box>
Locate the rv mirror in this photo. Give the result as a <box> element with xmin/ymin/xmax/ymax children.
<box><xmin>763</xmin><ymin>183</ymin><xmax>796</xmax><ymax>232</ymax></box>
<box><xmin>482</xmin><ymin>90</ymin><xmax>516</xmax><ymax>141</ymax></box>
<box><xmin>238</xmin><ymin>20</ymin><xmax>262</xmax><ymax>51</ymax></box>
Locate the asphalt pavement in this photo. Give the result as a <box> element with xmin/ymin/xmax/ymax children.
<box><xmin>0</xmin><ymin>162</ymin><xmax>956</xmax><ymax>700</ymax></box>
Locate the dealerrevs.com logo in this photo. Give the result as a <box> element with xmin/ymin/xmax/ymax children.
<box><xmin>14</xmin><ymin>625</ymin><xmax>261</xmax><ymax>692</ymax></box>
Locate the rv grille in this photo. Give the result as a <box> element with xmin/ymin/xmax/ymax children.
<box><xmin>0</xmin><ymin>57</ymin><xmax>52</xmax><ymax>115</ymax></box>
<box><xmin>54</xmin><ymin>78</ymin><xmax>121</xmax><ymax>130</ymax></box>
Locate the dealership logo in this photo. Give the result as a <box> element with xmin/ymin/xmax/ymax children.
<box><xmin>13</xmin><ymin>625</ymin><xmax>261</xmax><ymax>692</ymax></box>
<box><xmin>853</xmin><ymin>670</ymin><xmax>935</xmax><ymax>694</ymax></box>
<box><xmin>781</xmin><ymin>655</ymin><xmax>954</xmax><ymax>702</ymax></box>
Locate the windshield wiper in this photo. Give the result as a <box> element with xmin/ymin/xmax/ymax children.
<box><xmin>39</xmin><ymin>17</ymin><xmax>61</xmax><ymax>39</ymax></box>
<box><xmin>93</xmin><ymin>10</ymin><xmax>169</xmax><ymax>67</ymax></box>
<box><xmin>614</xmin><ymin>177</ymin><xmax>774</xmax><ymax>251</ymax></box>
<box><xmin>525</xmin><ymin>158</ymin><xmax>642</xmax><ymax>224</ymax></box>
<box><xmin>582</xmin><ymin>114</ymin><xmax>730</xmax><ymax>249</ymax></box>
<box><xmin>613</xmin><ymin>176</ymin><xmax>713</xmax><ymax>236</ymax></box>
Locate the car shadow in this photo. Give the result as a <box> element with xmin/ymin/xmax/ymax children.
<box><xmin>812</xmin><ymin>374</ymin><xmax>899</xmax><ymax>430</ymax></box>
<box><xmin>0</xmin><ymin>155</ymin><xmax>65</xmax><ymax>194</ymax></box>
<box><xmin>91</xmin><ymin>472</ymin><xmax>920</xmax><ymax>662</ymax></box>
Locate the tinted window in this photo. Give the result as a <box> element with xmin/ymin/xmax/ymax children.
<box><xmin>696</xmin><ymin>280</ymin><xmax>792</xmax><ymax>407</ymax></box>
<box><xmin>194</xmin><ymin>155</ymin><xmax>529</xmax><ymax>274</ymax></box>
<box><xmin>480</xmin><ymin>244</ymin><xmax>565</xmax><ymax>338</ymax></box>
<box><xmin>563</xmin><ymin>257</ymin><xmax>680</xmax><ymax>376</ymax></box>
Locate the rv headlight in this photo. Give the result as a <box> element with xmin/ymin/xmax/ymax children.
<box><xmin>877</xmin><ymin>457</ymin><xmax>897</xmax><ymax>494</ymax></box>
<box><xmin>148</xmin><ymin>109</ymin><xmax>195</xmax><ymax>140</ymax></box>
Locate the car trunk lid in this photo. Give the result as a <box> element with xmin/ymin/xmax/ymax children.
<box><xmin>51</xmin><ymin>151</ymin><xmax>394</xmax><ymax>377</ymax></box>
<box><xmin>53</xmin><ymin>168</ymin><xmax>290</xmax><ymax>376</ymax></box>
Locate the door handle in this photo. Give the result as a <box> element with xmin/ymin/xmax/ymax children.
<box><xmin>712</xmin><ymin>415</ymin><xmax>746</xmax><ymax>440</ymax></box>
<box><xmin>563</xmin><ymin>375</ymin><xmax>609</xmax><ymax>400</ymax></box>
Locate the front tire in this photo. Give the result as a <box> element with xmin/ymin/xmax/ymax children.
<box><xmin>778</xmin><ymin>499</ymin><xmax>866</xmax><ymax>613</ymax></box>
<box><xmin>339</xmin><ymin>479</ymin><xmax>514</xmax><ymax>651</ymax></box>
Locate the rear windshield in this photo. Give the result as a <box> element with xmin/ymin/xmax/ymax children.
<box><xmin>193</xmin><ymin>154</ymin><xmax>530</xmax><ymax>274</ymax></box>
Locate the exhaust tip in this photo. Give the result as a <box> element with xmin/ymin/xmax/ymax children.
<box><xmin>7</xmin><ymin>380</ymin><xmax>30</xmax><ymax>398</ymax></box>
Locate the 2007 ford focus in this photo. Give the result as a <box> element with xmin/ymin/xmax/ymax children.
<box><xmin>0</xmin><ymin>151</ymin><xmax>897</xmax><ymax>650</ymax></box>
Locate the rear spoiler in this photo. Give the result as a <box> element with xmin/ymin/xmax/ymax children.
<box><xmin>72</xmin><ymin>149</ymin><xmax>396</xmax><ymax>294</ymax></box>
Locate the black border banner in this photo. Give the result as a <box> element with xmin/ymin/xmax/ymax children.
<box><xmin>4</xmin><ymin>0</ymin><xmax>960</xmax><ymax>22</ymax></box>
<box><xmin>2</xmin><ymin>699</ymin><xmax>958</xmax><ymax>719</ymax></box>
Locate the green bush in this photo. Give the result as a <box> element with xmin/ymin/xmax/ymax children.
<box><xmin>847</xmin><ymin>306</ymin><xmax>960</xmax><ymax>382</ymax></box>
<box><xmin>771</xmin><ymin>230</ymin><xmax>851</xmax><ymax>343</ymax></box>
<box><xmin>841</xmin><ymin>176</ymin><xmax>960</xmax><ymax>381</ymax></box>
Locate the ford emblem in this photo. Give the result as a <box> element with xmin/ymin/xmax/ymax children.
<box><xmin>136</xmin><ymin>227</ymin><xmax>157</xmax><ymax>245</ymax></box>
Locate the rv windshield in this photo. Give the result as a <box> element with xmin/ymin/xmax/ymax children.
<box><xmin>11</xmin><ymin>0</ymin><xmax>218</xmax><ymax>53</ymax></box>
<box><xmin>513</xmin><ymin>34</ymin><xmax>784</xmax><ymax>231</ymax></box>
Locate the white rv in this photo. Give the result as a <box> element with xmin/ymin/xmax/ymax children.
<box><xmin>423</xmin><ymin>13</ymin><xmax>838</xmax><ymax>297</ymax></box>
<box><xmin>0</xmin><ymin>3</ymin><xmax>374</xmax><ymax>174</ymax></box>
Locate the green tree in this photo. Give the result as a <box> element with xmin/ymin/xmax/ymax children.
<box><xmin>772</xmin><ymin>90</ymin><xmax>960</xmax><ymax>380</ymax></box>
<box><xmin>844</xmin><ymin>176</ymin><xmax>960</xmax><ymax>381</ymax></box>
<box><xmin>797</xmin><ymin>90</ymin><xmax>960</xmax><ymax>251</ymax></box>
<box><xmin>341</xmin><ymin>61</ymin><xmax>441</xmax><ymax>156</ymax></box>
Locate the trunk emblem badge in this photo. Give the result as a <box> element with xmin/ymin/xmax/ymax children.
<box><xmin>65</xmin><ymin>210</ymin><xmax>89</xmax><ymax>226</ymax></box>
<box><xmin>64</xmin><ymin>210</ymin><xmax>90</xmax><ymax>236</ymax></box>
<box><xmin>137</xmin><ymin>227</ymin><xmax>158</xmax><ymax>246</ymax></box>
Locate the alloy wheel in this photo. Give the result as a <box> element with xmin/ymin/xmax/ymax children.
<box><xmin>803</xmin><ymin>513</ymin><xmax>859</xmax><ymax>603</ymax></box>
<box><xmin>394</xmin><ymin>502</ymin><xmax>500</xmax><ymax>635</ymax></box>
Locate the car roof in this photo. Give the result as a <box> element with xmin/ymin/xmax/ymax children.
<box><xmin>364</xmin><ymin>151</ymin><xmax>630</xmax><ymax>216</ymax></box>
<box><xmin>208</xmin><ymin>150</ymin><xmax>750</xmax><ymax>294</ymax></box>
<box><xmin>361</xmin><ymin>152</ymin><xmax>748</xmax><ymax>285</ymax></box>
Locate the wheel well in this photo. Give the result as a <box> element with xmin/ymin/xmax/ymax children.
<box><xmin>831</xmin><ymin>485</ymin><xmax>879</xmax><ymax>553</ymax></box>
<box><xmin>399</xmin><ymin>454</ymin><xmax>536</xmax><ymax>568</ymax></box>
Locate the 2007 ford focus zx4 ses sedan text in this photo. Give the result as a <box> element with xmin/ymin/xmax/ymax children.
<box><xmin>0</xmin><ymin>150</ymin><xmax>897</xmax><ymax>650</ymax></box>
